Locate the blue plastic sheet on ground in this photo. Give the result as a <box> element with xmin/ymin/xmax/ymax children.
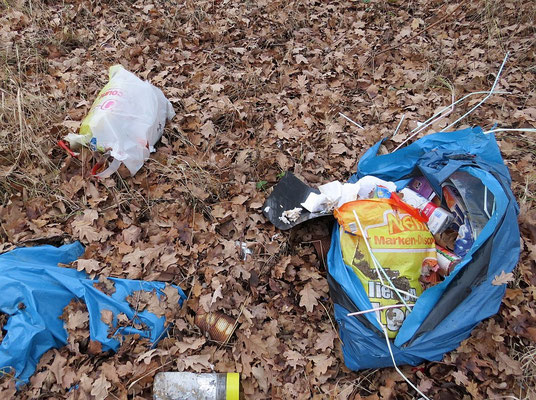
<box><xmin>328</xmin><ymin>127</ymin><xmax>520</xmax><ymax>370</ymax></box>
<box><xmin>0</xmin><ymin>242</ymin><xmax>185</xmax><ymax>385</ymax></box>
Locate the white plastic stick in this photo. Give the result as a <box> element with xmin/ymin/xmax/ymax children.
<box><xmin>392</xmin><ymin>90</ymin><xmax>509</xmax><ymax>152</ymax></box>
<box><xmin>483</xmin><ymin>187</ymin><xmax>492</xmax><ymax>219</ymax></box>
<box><xmin>352</xmin><ymin>210</ymin><xmax>415</xmax><ymax>309</ymax></box>
<box><xmin>347</xmin><ymin>304</ymin><xmax>415</xmax><ymax>317</ymax></box>
<box><xmin>392</xmin><ymin>114</ymin><xmax>406</xmax><ymax>137</ymax></box>
<box><xmin>483</xmin><ymin>128</ymin><xmax>536</xmax><ymax>134</ymax></box>
<box><xmin>339</xmin><ymin>112</ymin><xmax>364</xmax><ymax>129</ymax></box>
<box><xmin>352</xmin><ymin>210</ymin><xmax>385</xmax><ymax>285</ymax></box>
<box><xmin>440</xmin><ymin>52</ymin><xmax>510</xmax><ymax>132</ymax></box>
<box><xmin>381</xmin><ymin>324</ymin><xmax>431</xmax><ymax>400</ymax></box>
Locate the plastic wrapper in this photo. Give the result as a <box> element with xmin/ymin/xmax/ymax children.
<box><xmin>66</xmin><ymin>65</ymin><xmax>175</xmax><ymax>177</ymax></box>
<box><xmin>408</xmin><ymin>176</ymin><xmax>435</xmax><ymax>200</ymax></box>
<box><xmin>334</xmin><ymin>197</ymin><xmax>436</xmax><ymax>338</ymax></box>
<box><xmin>0</xmin><ymin>242</ymin><xmax>185</xmax><ymax>385</ymax></box>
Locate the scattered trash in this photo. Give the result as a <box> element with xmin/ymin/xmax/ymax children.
<box><xmin>0</xmin><ymin>242</ymin><xmax>185</xmax><ymax>385</ymax></box>
<box><xmin>407</xmin><ymin>176</ymin><xmax>435</xmax><ymax>200</ymax></box>
<box><xmin>279</xmin><ymin>207</ymin><xmax>302</xmax><ymax>224</ymax></box>
<box><xmin>194</xmin><ymin>311</ymin><xmax>237</xmax><ymax>343</ymax></box>
<box><xmin>153</xmin><ymin>372</ymin><xmax>240</xmax><ymax>400</ymax></box>
<box><xmin>301</xmin><ymin>176</ymin><xmax>396</xmax><ymax>213</ymax></box>
<box><xmin>262</xmin><ymin>172</ymin><xmax>330</xmax><ymax>230</ymax></box>
<box><xmin>65</xmin><ymin>65</ymin><xmax>175</xmax><ymax>177</ymax></box>
<box><xmin>327</xmin><ymin>127</ymin><xmax>519</xmax><ymax>374</ymax></box>
<box><xmin>398</xmin><ymin>187</ymin><xmax>453</xmax><ymax>234</ymax></box>
<box><xmin>235</xmin><ymin>241</ymin><xmax>252</xmax><ymax>260</ymax></box>
<box><xmin>263</xmin><ymin>172</ymin><xmax>397</xmax><ymax>230</ymax></box>
<box><xmin>57</xmin><ymin>139</ymin><xmax>78</xmax><ymax>157</ymax></box>
<box><xmin>435</xmin><ymin>245</ymin><xmax>461</xmax><ymax>275</ymax></box>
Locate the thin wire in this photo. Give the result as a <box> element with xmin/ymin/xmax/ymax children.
<box><xmin>347</xmin><ymin>303</ymin><xmax>415</xmax><ymax>317</ymax></box>
<box><xmin>440</xmin><ymin>52</ymin><xmax>510</xmax><ymax>132</ymax></box>
<box><xmin>339</xmin><ymin>112</ymin><xmax>364</xmax><ymax>129</ymax></box>
<box><xmin>381</xmin><ymin>324</ymin><xmax>431</xmax><ymax>400</ymax></box>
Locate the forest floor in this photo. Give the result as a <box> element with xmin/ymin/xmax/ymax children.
<box><xmin>0</xmin><ymin>0</ymin><xmax>535</xmax><ymax>399</ymax></box>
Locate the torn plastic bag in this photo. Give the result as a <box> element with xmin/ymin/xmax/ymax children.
<box><xmin>66</xmin><ymin>65</ymin><xmax>175</xmax><ymax>177</ymax></box>
<box><xmin>0</xmin><ymin>242</ymin><xmax>185</xmax><ymax>385</ymax></box>
<box><xmin>328</xmin><ymin>127</ymin><xmax>520</xmax><ymax>369</ymax></box>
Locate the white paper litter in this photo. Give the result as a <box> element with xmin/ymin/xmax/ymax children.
<box><xmin>300</xmin><ymin>176</ymin><xmax>397</xmax><ymax>214</ymax></box>
<box><xmin>235</xmin><ymin>241</ymin><xmax>253</xmax><ymax>260</ymax></box>
<box><xmin>279</xmin><ymin>207</ymin><xmax>302</xmax><ymax>224</ymax></box>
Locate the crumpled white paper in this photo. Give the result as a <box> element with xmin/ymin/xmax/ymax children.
<box><xmin>301</xmin><ymin>176</ymin><xmax>396</xmax><ymax>213</ymax></box>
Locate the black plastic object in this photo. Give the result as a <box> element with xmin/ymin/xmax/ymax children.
<box><xmin>262</xmin><ymin>172</ymin><xmax>331</xmax><ymax>230</ymax></box>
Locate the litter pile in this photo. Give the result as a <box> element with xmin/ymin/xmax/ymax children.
<box><xmin>264</xmin><ymin>126</ymin><xmax>521</xmax><ymax>398</ymax></box>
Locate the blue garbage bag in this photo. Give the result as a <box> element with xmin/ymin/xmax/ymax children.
<box><xmin>0</xmin><ymin>242</ymin><xmax>185</xmax><ymax>385</ymax></box>
<box><xmin>328</xmin><ymin>127</ymin><xmax>520</xmax><ymax>370</ymax></box>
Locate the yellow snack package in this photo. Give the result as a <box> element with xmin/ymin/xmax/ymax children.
<box><xmin>334</xmin><ymin>196</ymin><xmax>437</xmax><ymax>338</ymax></box>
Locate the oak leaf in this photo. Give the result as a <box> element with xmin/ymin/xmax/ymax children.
<box><xmin>309</xmin><ymin>354</ymin><xmax>333</xmax><ymax>376</ymax></box>
<box><xmin>66</xmin><ymin>310</ymin><xmax>89</xmax><ymax>331</ymax></box>
<box><xmin>163</xmin><ymin>284</ymin><xmax>180</xmax><ymax>305</ymax></box>
<box><xmin>299</xmin><ymin>283</ymin><xmax>320</xmax><ymax>312</ymax></box>
<box><xmin>492</xmin><ymin>271</ymin><xmax>514</xmax><ymax>285</ymax></box>
<box><xmin>90</xmin><ymin>374</ymin><xmax>111</xmax><ymax>400</ymax></box>
<box><xmin>100</xmin><ymin>309</ymin><xmax>113</xmax><ymax>325</ymax></box>
<box><xmin>76</xmin><ymin>259</ymin><xmax>100</xmax><ymax>274</ymax></box>
<box><xmin>315</xmin><ymin>329</ymin><xmax>337</xmax><ymax>351</ymax></box>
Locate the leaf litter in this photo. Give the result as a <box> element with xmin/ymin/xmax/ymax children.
<box><xmin>0</xmin><ymin>0</ymin><xmax>535</xmax><ymax>398</ymax></box>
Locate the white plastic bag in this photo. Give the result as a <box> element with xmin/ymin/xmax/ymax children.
<box><xmin>66</xmin><ymin>65</ymin><xmax>175</xmax><ymax>177</ymax></box>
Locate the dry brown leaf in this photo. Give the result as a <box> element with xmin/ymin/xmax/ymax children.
<box><xmin>66</xmin><ymin>310</ymin><xmax>89</xmax><ymax>331</ymax></box>
<box><xmin>47</xmin><ymin>350</ymin><xmax>67</xmax><ymax>387</ymax></box>
<box><xmin>309</xmin><ymin>354</ymin><xmax>333</xmax><ymax>376</ymax></box>
<box><xmin>76</xmin><ymin>259</ymin><xmax>101</xmax><ymax>274</ymax></box>
<box><xmin>90</xmin><ymin>374</ymin><xmax>111</xmax><ymax>400</ymax></box>
<box><xmin>182</xmin><ymin>354</ymin><xmax>212</xmax><ymax>372</ymax></box>
<box><xmin>315</xmin><ymin>329</ymin><xmax>337</xmax><ymax>352</ymax></box>
<box><xmin>71</xmin><ymin>210</ymin><xmax>99</xmax><ymax>242</ymax></box>
<box><xmin>299</xmin><ymin>283</ymin><xmax>320</xmax><ymax>312</ymax></box>
<box><xmin>100</xmin><ymin>309</ymin><xmax>114</xmax><ymax>325</ymax></box>
<box><xmin>163</xmin><ymin>284</ymin><xmax>180</xmax><ymax>305</ymax></box>
<box><xmin>101</xmin><ymin>362</ymin><xmax>120</xmax><ymax>383</ymax></box>
<box><xmin>492</xmin><ymin>271</ymin><xmax>515</xmax><ymax>286</ymax></box>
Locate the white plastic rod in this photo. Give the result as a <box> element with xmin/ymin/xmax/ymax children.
<box><xmin>381</xmin><ymin>325</ymin><xmax>431</xmax><ymax>400</ymax></box>
<box><xmin>347</xmin><ymin>304</ymin><xmax>415</xmax><ymax>317</ymax></box>
<box><xmin>339</xmin><ymin>112</ymin><xmax>364</xmax><ymax>129</ymax></box>
<box><xmin>440</xmin><ymin>52</ymin><xmax>510</xmax><ymax>132</ymax></box>
<box><xmin>483</xmin><ymin>128</ymin><xmax>536</xmax><ymax>134</ymax></box>
<box><xmin>392</xmin><ymin>114</ymin><xmax>406</xmax><ymax>137</ymax></box>
<box><xmin>393</xmin><ymin>90</ymin><xmax>509</xmax><ymax>152</ymax></box>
